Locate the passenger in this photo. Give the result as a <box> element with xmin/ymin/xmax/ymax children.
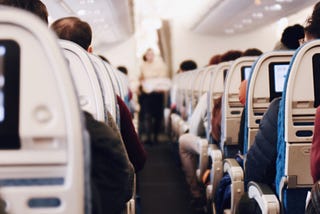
<box><xmin>117</xmin><ymin>65</ymin><xmax>128</xmax><ymax>75</ymax></box>
<box><xmin>0</xmin><ymin>1</ymin><xmax>135</xmax><ymax>214</ymax></box>
<box><xmin>274</xmin><ymin>24</ymin><xmax>305</xmax><ymax>50</ymax></box>
<box><xmin>177</xmin><ymin>59</ymin><xmax>198</xmax><ymax>73</ymax></box>
<box><xmin>139</xmin><ymin>48</ymin><xmax>169</xmax><ymax>144</ymax></box>
<box><xmin>51</xmin><ymin>17</ymin><xmax>146</xmax><ymax>172</ymax></box>
<box><xmin>306</xmin><ymin>1</ymin><xmax>320</xmax><ymax>182</ymax></box>
<box><xmin>305</xmin><ymin>1</ymin><xmax>320</xmax><ymax>42</ymax></box>
<box><xmin>242</xmin><ymin>48</ymin><xmax>263</xmax><ymax>57</ymax></box>
<box><xmin>98</xmin><ymin>55</ymin><xmax>110</xmax><ymax>64</ymax></box>
<box><xmin>208</xmin><ymin>54</ymin><xmax>222</xmax><ymax>66</ymax></box>
<box><xmin>178</xmin><ymin>50</ymin><xmax>241</xmax><ymax>212</ymax></box>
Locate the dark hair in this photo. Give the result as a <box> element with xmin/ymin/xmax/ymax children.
<box><xmin>179</xmin><ymin>60</ymin><xmax>197</xmax><ymax>71</ymax></box>
<box><xmin>51</xmin><ymin>17</ymin><xmax>92</xmax><ymax>50</ymax></box>
<box><xmin>220</xmin><ymin>50</ymin><xmax>242</xmax><ymax>62</ymax></box>
<box><xmin>0</xmin><ymin>0</ymin><xmax>48</xmax><ymax>24</ymax></box>
<box><xmin>98</xmin><ymin>55</ymin><xmax>110</xmax><ymax>64</ymax></box>
<box><xmin>281</xmin><ymin>24</ymin><xmax>305</xmax><ymax>49</ymax></box>
<box><xmin>305</xmin><ymin>2</ymin><xmax>320</xmax><ymax>39</ymax></box>
<box><xmin>117</xmin><ymin>66</ymin><xmax>128</xmax><ymax>75</ymax></box>
<box><xmin>209</xmin><ymin>54</ymin><xmax>221</xmax><ymax>65</ymax></box>
<box><xmin>242</xmin><ymin>48</ymin><xmax>263</xmax><ymax>57</ymax></box>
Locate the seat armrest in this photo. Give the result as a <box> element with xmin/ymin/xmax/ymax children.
<box><xmin>206</xmin><ymin>144</ymin><xmax>223</xmax><ymax>200</ymax></box>
<box><xmin>248</xmin><ymin>181</ymin><xmax>280</xmax><ymax>214</ymax></box>
<box><xmin>224</xmin><ymin>158</ymin><xmax>244</xmax><ymax>214</ymax></box>
<box><xmin>178</xmin><ymin>120</ymin><xmax>189</xmax><ymax>135</ymax></box>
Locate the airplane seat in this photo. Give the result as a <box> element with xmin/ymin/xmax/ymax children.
<box><xmin>200</xmin><ymin>66</ymin><xmax>215</xmax><ymax>94</ymax></box>
<box><xmin>248</xmin><ymin>40</ymin><xmax>320</xmax><ymax>213</ymax></box>
<box><xmin>191</xmin><ymin>68</ymin><xmax>206</xmax><ymax>111</ymax></box>
<box><xmin>88</xmin><ymin>54</ymin><xmax>118</xmax><ymax>123</ymax></box>
<box><xmin>0</xmin><ymin>7</ymin><xmax>88</xmax><ymax>213</ymax></box>
<box><xmin>58</xmin><ymin>40</ymin><xmax>107</xmax><ymax>122</ymax></box>
<box><xmin>221</xmin><ymin>56</ymin><xmax>257</xmax><ymax>158</ymax></box>
<box><xmin>204</xmin><ymin>62</ymin><xmax>232</xmax><ymax>210</ymax></box>
<box><xmin>244</xmin><ymin>51</ymin><xmax>294</xmax><ymax>154</ymax></box>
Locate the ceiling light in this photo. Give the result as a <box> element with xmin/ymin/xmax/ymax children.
<box><xmin>234</xmin><ymin>24</ymin><xmax>243</xmax><ymax>29</ymax></box>
<box><xmin>242</xmin><ymin>19</ymin><xmax>253</xmax><ymax>24</ymax></box>
<box><xmin>275</xmin><ymin>0</ymin><xmax>292</xmax><ymax>2</ymax></box>
<box><xmin>225</xmin><ymin>29</ymin><xmax>235</xmax><ymax>34</ymax></box>
<box><xmin>252</xmin><ymin>12</ymin><xmax>264</xmax><ymax>18</ymax></box>
<box><xmin>77</xmin><ymin>9</ymin><xmax>86</xmax><ymax>16</ymax></box>
<box><xmin>254</xmin><ymin>0</ymin><xmax>262</xmax><ymax>6</ymax></box>
<box><xmin>265</xmin><ymin>4</ymin><xmax>282</xmax><ymax>11</ymax></box>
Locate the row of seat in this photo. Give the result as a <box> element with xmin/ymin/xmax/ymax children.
<box><xmin>0</xmin><ymin>7</ymin><xmax>133</xmax><ymax>214</ymax></box>
<box><xmin>169</xmin><ymin>40</ymin><xmax>320</xmax><ymax>213</ymax></box>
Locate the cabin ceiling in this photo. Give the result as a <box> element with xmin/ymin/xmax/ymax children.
<box><xmin>192</xmin><ymin>0</ymin><xmax>318</xmax><ymax>35</ymax></box>
<box><xmin>42</xmin><ymin>0</ymin><xmax>134</xmax><ymax>48</ymax></box>
<box><xmin>41</xmin><ymin>0</ymin><xmax>318</xmax><ymax>48</ymax></box>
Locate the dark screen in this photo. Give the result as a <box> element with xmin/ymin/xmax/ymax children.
<box><xmin>0</xmin><ymin>40</ymin><xmax>20</xmax><ymax>149</ymax></box>
<box><xmin>269</xmin><ymin>62</ymin><xmax>290</xmax><ymax>102</ymax></box>
<box><xmin>312</xmin><ymin>53</ymin><xmax>320</xmax><ymax>108</ymax></box>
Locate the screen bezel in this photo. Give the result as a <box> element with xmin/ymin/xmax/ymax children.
<box><xmin>268</xmin><ymin>61</ymin><xmax>290</xmax><ymax>102</ymax></box>
<box><xmin>0</xmin><ymin>40</ymin><xmax>21</xmax><ymax>149</ymax></box>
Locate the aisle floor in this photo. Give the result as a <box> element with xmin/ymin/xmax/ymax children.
<box><xmin>138</xmin><ymin>134</ymin><xmax>196</xmax><ymax>214</ymax></box>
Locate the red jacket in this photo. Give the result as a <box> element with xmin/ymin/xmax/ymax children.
<box><xmin>311</xmin><ymin>106</ymin><xmax>320</xmax><ymax>182</ymax></box>
<box><xmin>117</xmin><ymin>96</ymin><xmax>147</xmax><ymax>172</ymax></box>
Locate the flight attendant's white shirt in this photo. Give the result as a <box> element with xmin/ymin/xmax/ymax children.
<box><xmin>140</xmin><ymin>57</ymin><xmax>168</xmax><ymax>80</ymax></box>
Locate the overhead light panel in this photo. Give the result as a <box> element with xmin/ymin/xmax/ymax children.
<box><xmin>225</xmin><ymin>28</ymin><xmax>235</xmax><ymax>34</ymax></box>
<box><xmin>252</xmin><ymin>12</ymin><xmax>264</xmax><ymax>18</ymax></box>
<box><xmin>242</xmin><ymin>18</ymin><xmax>253</xmax><ymax>24</ymax></box>
<box><xmin>265</xmin><ymin>4</ymin><xmax>282</xmax><ymax>11</ymax></box>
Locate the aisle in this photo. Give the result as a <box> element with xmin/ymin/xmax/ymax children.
<box><xmin>138</xmin><ymin>134</ymin><xmax>195</xmax><ymax>214</ymax></box>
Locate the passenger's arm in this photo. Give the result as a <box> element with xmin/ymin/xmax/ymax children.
<box><xmin>117</xmin><ymin>96</ymin><xmax>147</xmax><ymax>172</ymax></box>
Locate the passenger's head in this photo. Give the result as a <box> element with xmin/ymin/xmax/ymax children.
<box><xmin>143</xmin><ymin>48</ymin><xmax>155</xmax><ymax>63</ymax></box>
<box><xmin>117</xmin><ymin>66</ymin><xmax>128</xmax><ymax>75</ymax></box>
<box><xmin>239</xmin><ymin>80</ymin><xmax>247</xmax><ymax>105</ymax></box>
<box><xmin>51</xmin><ymin>17</ymin><xmax>92</xmax><ymax>52</ymax></box>
<box><xmin>242</xmin><ymin>48</ymin><xmax>263</xmax><ymax>57</ymax></box>
<box><xmin>0</xmin><ymin>0</ymin><xmax>48</xmax><ymax>24</ymax></box>
<box><xmin>220</xmin><ymin>50</ymin><xmax>243</xmax><ymax>63</ymax></box>
<box><xmin>208</xmin><ymin>54</ymin><xmax>222</xmax><ymax>65</ymax></box>
<box><xmin>280</xmin><ymin>24</ymin><xmax>305</xmax><ymax>49</ymax></box>
<box><xmin>305</xmin><ymin>2</ymin><xmax>320</xmax><ymax>41</ymax></box>
<box><xmin>179</xmin><ymin>60</ymin><xmax>197</xmax><ymax>72</ymax></box>
<box><xmin>98</xmin><ymin>55</ymin><xmax>110</xmax><ymax>64</ymax></box>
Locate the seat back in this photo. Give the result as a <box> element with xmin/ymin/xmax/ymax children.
<box><xmin>104</xmin><ymin>63</ymin><xmax>124</xmax><ymax>99</ymax></box>
<box><xmin>276</xmin><ymin>41</ymin><xmax>320</xmax><ymax>213</ymax></box>
<box><xmin>221</xmin><ymin>57</ymin><xmax>257</xmax><ymax>149</ymax></box>
<box><xmin>191</xmin><ymin>67</ymin><xmax>207</xmax><ymax>110</ymax></box>
<box><xmin>207</xmin><ymin>62</ymin><xmax>232</xmax><ymax>141</ymax></box>
<box><xmin>0</xmin><ymin>7</ymin><xmax>88</xmax><ymax>213</ymax></box>
<box><xmin>202</xmin><ymin>65</ymin><xmax>216</xmax><ymax>93</ymax></box>
<box><xmin>59</xmin><ymin>40</ymin><xmax>105</xmax><ymax>122</ymax></box>
<box><xmin>244</xmin><ymin>51</ymin><xmax>294</xmax><ymax>153</ymax></box>
<box><xmin>88</xmin><ymin>54</ymin><xmax>117</xmax><ymax>120</ymax></box>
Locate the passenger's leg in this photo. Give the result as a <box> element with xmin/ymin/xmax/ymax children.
<box><xmin>179</xmin><ymin>133</ymin><xmax>203</xmax><ymax>198</ymax></box>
